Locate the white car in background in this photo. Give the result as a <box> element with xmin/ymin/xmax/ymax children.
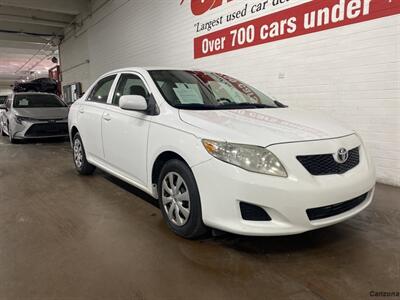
<box><xmin>68</xmin><ymin>68</ymin><xmax>376</xmax><ymax>239</ymax></box>
<box><xmin>0</xmin><ymin>93</ymin><xmax>69</xmax><ymax>143</ymax></box>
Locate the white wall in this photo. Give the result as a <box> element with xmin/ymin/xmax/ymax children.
<box><xmin>60</xmin><ymin>30</ymin><xmax>91</xmax><ymax>90</ymax></box>
<box><xmin>60</xmin><ymin>0</ymin><xmax>400</xmax><ymax>186</ymax></box>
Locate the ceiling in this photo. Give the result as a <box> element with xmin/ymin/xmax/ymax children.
<box><xmin>0</xmin><ymin>0</ymin><xmax>89</xmax><ymax>87</ymax></box>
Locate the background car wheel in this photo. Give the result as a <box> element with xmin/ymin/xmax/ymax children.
<box><xmin>0</xmin><ymin>125</ymin><xmax>6</xmax><ymax>136</ymax></box>
<box><xmin>8</xmin><ymin>127</ymin><xmax>17</xmax><ymax>144</ymax></box>
<box><xmin>73</xmin><ymin>132</ymin><xmax>96</xmax><ymax>175</ymax></box>
<box><xmin>158</xmin><ymin>159</ymin><xmax>209</xmax><ymax>239</ymax></box>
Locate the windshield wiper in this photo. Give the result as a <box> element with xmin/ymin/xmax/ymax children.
<box><xmin>219</xmin><ymin>102</ymin><xmax>277</xmax><ymax>109</ymax></box>
<box><xmin>274</xmin><ymin>100</ymin><xmax>288</xmax><ymax>108</ymax></box>
<box><xmin>174</xmin><ymin>102</ymin><xmax>277</xmax><ymax>110</ymax></box>
<box><xmin>174</xmin><ymin>103</ymin><xmax>219</xmax><ymax>110</ymax></box>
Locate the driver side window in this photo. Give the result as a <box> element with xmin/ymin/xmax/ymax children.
<box><xmin>87</xmin><ymin>75</ymin><xmax>116</xmax><ymax>103</ymax></box>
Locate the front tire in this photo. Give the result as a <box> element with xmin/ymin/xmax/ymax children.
<box><xmin>72</xmin><ymin>132</ymin><xmax>96</xmax><ymax>175</ymax></box>
<box><xmin>158</xmin><ymin>159</ymin><xmax>208</xmax><ymax>239</ymax></box>
<box><xmin>8</xmin><ymin>125</ymin><xmax>17</xmax><ymax>144</ymax></box>
<box><xmin>0</xmin><ymin>124</ymin><xmax>6</xmax><ymax>136</ymax></box>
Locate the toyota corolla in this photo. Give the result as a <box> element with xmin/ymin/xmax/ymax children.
<box><xmin>1</xmin><ymin>92</ymin><xmax>69</xmax><ymax>143</ymax></box>
<box><xmin>68</xmin><ymin>68</ymin><xmax>376</xmax><ymax>239</ymax></box>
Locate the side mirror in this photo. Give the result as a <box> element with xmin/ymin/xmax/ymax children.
<box><xmin>119</xmin><ymin>95</ymin><xmax>148</xmax><ymax>111</ymax></box>
<box><xmin>0</xmin><ymin>104</ymin><xmax>6</xmax><ymax>110</ymax></box>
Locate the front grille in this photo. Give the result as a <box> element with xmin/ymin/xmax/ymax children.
<box><xmin>239</xmin><ymin>202</ymin><xmax>271</xmax><ymax>221</ymax></box>
<box><xmin>25</xmin><ymin>122</ymin><xmax>68</xmax><ymax>137</ymax></box>
<box><xmin>297</xmin><ymin>147</ymin><xmax>359</xmax><ymax>175</ymax></box>
<box><xmin>35</xmin><ymin>118</ymin><xmax>65</xmax><ymax>122</ymax></box>
<box><xmin>307</xmin><ymin>193</ymin><xmax>368</xmax><ymax>221</ymax></box>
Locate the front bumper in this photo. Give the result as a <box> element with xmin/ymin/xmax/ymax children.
<box><xmin>12</xmin><ymin>121</ymin><xmax>69</xmax><ymax>139</ymax></box>
<box><xmin>192</xmin><ymin>134</ymin><xmax>376</xmax><ymax>236</ymax></box>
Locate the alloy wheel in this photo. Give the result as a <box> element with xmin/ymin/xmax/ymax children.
<box><xmin>161</xmin><ymin>172</ymin><xmax>191</xmax><ymax>226</ymax></box>
<box><xmin>73</xmin><ymin>138</ymin><xmax>84</xmax><ymax>168</ymax></box>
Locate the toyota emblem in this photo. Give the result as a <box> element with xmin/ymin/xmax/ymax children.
<box><xmin>335</xmin><ymin>148</ymin><xmax>349</xmax><ymax>164</ymax></box>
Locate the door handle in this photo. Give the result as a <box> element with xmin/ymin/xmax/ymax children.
<box><xmin>103</xmin><ymin>113</ymin><xmax>111</xmax><ymax>121</ymax></box>
<box><xmin>79</xmin><ymin>107</ymin><xmax>84</xmax><ymax>114</ymax></box>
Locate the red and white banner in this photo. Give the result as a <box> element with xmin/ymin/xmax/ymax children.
<box><xmin>194</xmin><ymin>0</ymin><xmax>400</xmax><ymax>59</ymax></box>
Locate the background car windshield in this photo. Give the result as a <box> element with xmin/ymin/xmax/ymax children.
<box><xmin>149</xmin><ymin>70</ymin><xmax>278</xmax><ymax>109</ymax></box>
<box><xmin>13</xmin><ymin>94</ymin><xmax>66</xmax><ymax>108</ymax></box>
<box><xmin>0</xmin><ymin>96</ymin><xmax>6</xmax><ymax>104</ymax></box>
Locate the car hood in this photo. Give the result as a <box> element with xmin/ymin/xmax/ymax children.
<box><xmin>14</xmin><ymin>107</ymin><xmax>69</xmax><ymax>120</ymax></box>
<box><xmin>179</xmin><ymin>108</ymin><xmax>354</xmax><ymax>147</ymax></box>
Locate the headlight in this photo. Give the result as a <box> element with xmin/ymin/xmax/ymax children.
<box><xmin>15</xmin><ymin>116</ymin><xmax>35</xmax><ymax>124</ymax></box>
<box><xmin>202</xmin><ymin>139</ymin><xmax>287</xmax><ymax>177</ymax></box>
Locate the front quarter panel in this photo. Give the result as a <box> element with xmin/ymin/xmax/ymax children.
<box><xmin>147</xmin><ymin>119</ymin><xmax>212</xmax><ymax>192</ymax></box>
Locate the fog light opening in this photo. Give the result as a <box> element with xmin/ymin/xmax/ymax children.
<box><xmin>239</xmin><ymin>202</ymin><xmax>272</xmax><ymax>221</ymax></box>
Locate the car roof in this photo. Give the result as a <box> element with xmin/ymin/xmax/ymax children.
<box><xmin>100</xmin><ymin>67</ymin><xmax>212</xmax><ymax>77</ymax></box>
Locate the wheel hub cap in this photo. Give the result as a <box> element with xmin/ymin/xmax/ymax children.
<box><xmin>73</xmin><ymin>139</ymin><xmax>83</xmax><ymax>168</ymax></box>
<box><xmin>161</xmin><ymin>172</ymin><xmax>191</xmax><ymax>226</ymax></box>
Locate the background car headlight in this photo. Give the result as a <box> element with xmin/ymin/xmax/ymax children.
<box><xmin>202</xmin><ymin>139</ymin><xmax>287</xmax><ymax>177</ymax></box>
<box><xmin>15</xmin><ymin>116</ymin><xmax>35</xmax><ymax>124</ymax></box>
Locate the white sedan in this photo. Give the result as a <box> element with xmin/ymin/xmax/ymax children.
<box><xmin>0</xmin><ymin>93</ymin><xmax>69</xmax><ymax>142</ymax></box>
<box><xmin>68</xmin><ymin>68</ymin><xmax>376</xmax><ymax>239</ymax></box>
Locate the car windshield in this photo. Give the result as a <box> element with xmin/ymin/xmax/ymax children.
<box><xmin>149</xmin><ymin>70</ymin><xmax>280</xmax><ymax>110</ymax></box>
<box><xmin>13</xmin><ymin>94</ymin><xmax>66</xmax><ymax>108</ymax></box>
<box><xmin>0</xmin><ymin>96</ymin><xmax>6</xmax><ymax>104</ymax></box>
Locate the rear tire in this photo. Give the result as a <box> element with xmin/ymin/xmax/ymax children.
<box><xmin>72</xmin><ymin>132</ymin><xmax>95</xmax><ymax>175</ymax></box>
<box><xmin>158</xmin><ymin>159</ymin><xmax>209</xmax><ymax>239</ymax></box>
